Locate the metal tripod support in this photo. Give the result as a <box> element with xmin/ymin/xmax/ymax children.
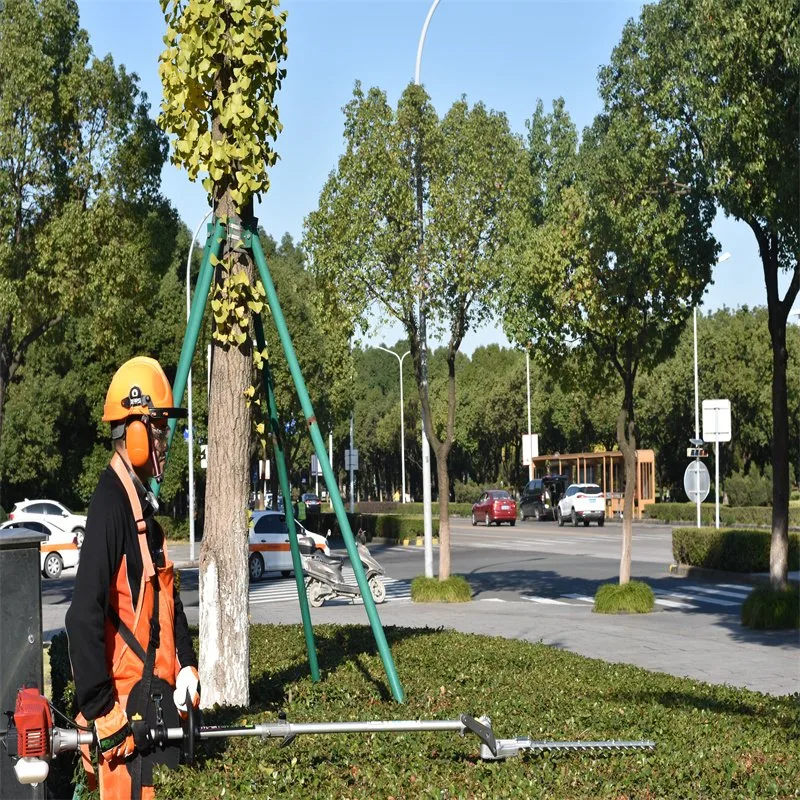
<box><xmin>152</xmin><ymin>216</ymin><xmax>404</xmax><ymax>702</ymax></box>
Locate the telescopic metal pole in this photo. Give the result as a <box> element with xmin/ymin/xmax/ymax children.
<box><xmin>693</xmin><ymin>307</ymin><xmax>701</xmax><ymax>528</ymax></box>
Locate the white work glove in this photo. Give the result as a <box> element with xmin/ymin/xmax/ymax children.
<box><xmin>173</xmin><ymin>666</ymin><xmax>200</xmax><ymax>717</ymax></box>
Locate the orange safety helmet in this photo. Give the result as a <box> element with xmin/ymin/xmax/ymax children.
<box><xmin>103</xmin><ymin>357</ymin><xmax>185</xmax><ymax>423</ymax></box>
<box><xmin>103</xmin><ymin>357</ymin><xmax>186</xmax><ymax>471</ymax></box>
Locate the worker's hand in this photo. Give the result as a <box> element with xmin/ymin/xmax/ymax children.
<box><xmin>94</xmin><ymin>702</ymin><xmax>134</xmax><ymax>761</ymax></box>
<box><xmin>174</xmin><ymin>666</ymin><xmax>200</xmax><ymax>717</ymax></box>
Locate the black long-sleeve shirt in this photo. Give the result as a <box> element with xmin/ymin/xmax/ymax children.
<box><xmin>65</xmin><ymin>466</ymin><xmax>197</xmax><ymax>721</ymax></box>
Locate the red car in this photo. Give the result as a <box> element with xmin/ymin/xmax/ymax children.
<box><xmin>471</xmin><ymin>490</ymin><xmax>517</xmax><ymax>527</ymax></box>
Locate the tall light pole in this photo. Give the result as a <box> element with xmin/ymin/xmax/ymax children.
<box><xmin>377</xmin><ymin>346</ymin><xmax>411</xmax><ymax>503</ymax></box>
<box><xmin>415</xmin><ymin>0</ymin><xmax>440</xmax><ymax>580</ymax></box>
<box><xmin>186</xmin><ymin>209</ymin><xmax>213</xmax><ymax>561</ymax></box>
<box><xmin>693</xmin><ymin>251</ymin><xmax>730</xmax><ymax>526</ymax></box>
<box><xmin>526</xmin><ymin>349</ymin><xmax>533</xmax><ymax>481</ymax></box>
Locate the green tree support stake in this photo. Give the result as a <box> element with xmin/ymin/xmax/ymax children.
<box><xmin>154</xmin><ymin>218</ymin><xmax>225</xmax><ymax>494</ymax></box>
<box><xmin>249</xmin><ymin>225</ymin><xmax>405</xmax><ymax>703</ymax></box>
<box><xmin>253</xmin><ymin>314</ymin><xmax>320</xmax><ymax>681</ymax></box>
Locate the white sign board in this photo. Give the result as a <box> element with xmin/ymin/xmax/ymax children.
<box><xmin>345</xmin><ymin>448</ymin><xmax>359</xmax><ymax>471</ymax></box>
<box><xmin>521</xmin><ymin>433</ymin><xmax>539</xmax><ymax>465</ymax></box>
<box><xmin>702</xmin><ymin>399</ymin><xmax>732</xmax><ymax>443</ymax></box>
<box><xmin>683</xmin><ymin>461</ymin><xmax>711</xmax><ymax>503</ymax></box>
<box><xmin>311</xmin><ymin>455</ymin><xmax>323</xmax><ymax>476</ymax></box>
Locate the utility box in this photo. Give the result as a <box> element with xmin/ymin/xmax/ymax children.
<box><xmin>0</xmin><ymin>529</ymin><xmax>46</xmax><ymax>799</ymax></box>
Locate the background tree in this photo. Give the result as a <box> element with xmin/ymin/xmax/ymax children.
<box><xmin>0</xmin><ymin>0</ymin><xmax>170</xmax><ymax>505</ymax></box>
<box><xmin>599</xmin><ymin>0</ymin><xmax>798</xmax><ymax>587</ymax></box>
<box><xmin>505</xmin><ymin>100</ymin><xmax>717</xmax><ymax>583</ymax></box>
<box><xmin>305</xmin><ymin>82</ymin><xmax>525</xmax><ymax>579</ymax></box>
<box><xmin>159</xmin><ymin>0</ymin><xmax>288</xmax><ymax>707</ymax></box>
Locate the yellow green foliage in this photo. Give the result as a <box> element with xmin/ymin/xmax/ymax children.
<box><xmin>158</xmin><ymin>0</ymin><xmax>288</xmax><ymax>211</ymax></box>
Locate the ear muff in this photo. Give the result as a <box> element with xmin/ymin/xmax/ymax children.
<box><xmin>126</xmin><ymin>419</ymin><xmax>150</xmax><ymax>468</ymax></box>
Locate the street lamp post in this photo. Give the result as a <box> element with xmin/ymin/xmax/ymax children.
<box><xmin>693</xmin><ymin>252</ymin><xmax>730</xmax><ymax>527</ymax></box>
<box><xmin>526</xmin><ymin>349</ymin><xmax>533</xmax><ymax>481</ymax></box>
<box><xmin>186</xmin><ymin>209</ymin><xmax>213</xmax><ymax>561</ymax></box>
<box><xmin>414</xmin><ymin>0</ymin><xmax>440</xmax><ymax>580</ymax></box>
<box><xmin>377</xmin><ymin>346</ymin><xmax>411</xmax><ymax>503</ymax></box>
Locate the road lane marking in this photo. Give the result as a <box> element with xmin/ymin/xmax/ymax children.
<box><xmin>249</xmin><ymin>572</ymin><xmax>411</xmax><ymax>605</ymax></box>
<box><xmin>521</xmin><ymin>596</ymin><xmax>571</xmax><ymax>605</ymax></box>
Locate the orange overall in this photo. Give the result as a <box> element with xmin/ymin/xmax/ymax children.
<box><xmin>77</xmin><ymin>455</ymin><xmax>181</xmax><ymax>800</ymax></box>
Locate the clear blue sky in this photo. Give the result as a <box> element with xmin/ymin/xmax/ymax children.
<box><xmin>76</xmin><ymin>0</ymin><xmax>775</xmax><ymax>353</ymax></box>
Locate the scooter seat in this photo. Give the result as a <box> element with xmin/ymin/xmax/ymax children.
<box><xmin>312</xmin><ymin>551</ymin><xmax>344</xmax><ymax>568</ymax></box>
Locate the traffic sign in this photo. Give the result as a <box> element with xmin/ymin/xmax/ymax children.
<box><xmin>684</xmin><ymin>461</ymin><xmax>710</xmax><ymax>503</ymax></box>
<box><xmin>702</xmin><ymin>399</ymin><xmax>732</xmax><ymax>442</ymax></box>
<box><xmin>345</xmin><ymin>448</ymin><xmax>359</xmax><ymax>471</ymax></box>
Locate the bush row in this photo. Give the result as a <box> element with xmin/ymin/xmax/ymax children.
<box><xmin>354</xmin><ymin>501</ymin><xmax>473</xmax><ymax>517</ymax></box>
<box><xmin>672</xmin><ymin>527</ymin><xmax>800</xmax><ymax>572</ymax></box>
<box><xmin>305</xmin><ymin>512</ymin><xmax>440</xmax><ymax>541</ymax></box>
<box><xmin>646</xmin><ymin>502</ymin><xmax>800</xmax><ymax>528</ymax></box>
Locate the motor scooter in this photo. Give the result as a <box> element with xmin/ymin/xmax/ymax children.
<box><xmin>298</xmin><ymin>530</ymin><xmax>386</xmax><ymax>607</ymax></box>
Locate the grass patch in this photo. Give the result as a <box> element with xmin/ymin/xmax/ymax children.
<box><xmin>147</xmin><ymin>624</ymin><xmax>798</xmax><ymax>799</ymax></box>
<box><xmin>410</xmin><ymin>574</ymin><xmax>472</xmax><ymax>602</ymax></box>
<box><xmin>49</xmin><ymin>624</ymin><xmax>799</xmax><ymax>799</ymax></box>
<box><xmin>741</xmin><ymin>583</ymin><xmax>800</xmax><ymax>629</ymax></box>
<box><xmin>594</xmin><ymin>580</ymin><xmax>655</xmax><ymax>614</ymax></box>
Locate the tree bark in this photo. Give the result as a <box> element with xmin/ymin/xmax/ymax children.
<box><xmin>768</xmin><ymin>297</ymin><xmax>790</xmax><ymax>591</ymax></box>
<box><xmin>199</xmin><ymin>235</ymin><xmax>253</xmax><ymax>707</ymax></box>
<box><xmin>753</xmin><ymin>221</ymin><xmax>797</xmax><ymax>591</ymax></box>
<box><xmin>616</xmin><ymin>379</ymin><xmax>637</xmax><ymax>585</ymax></box>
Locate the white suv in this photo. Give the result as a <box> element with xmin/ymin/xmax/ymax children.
<box><xmin>9</xmin><ymin>499</ymin><xmax>88</xmax><ymax>547</ymax></box>
<box><xmin>557</xmin><ymin>484</ymin><xmax>605</xmax><ymax>527</ymax></box>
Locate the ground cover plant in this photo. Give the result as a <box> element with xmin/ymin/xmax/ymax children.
<box><xmin>410</xmin><ymin>575</ymin><xmax>472</xmax><ymax>602</ymax></box>
<box><xmin>594</xmin><ymin>580</ymin><xmax>655</xmax><ymax>614</ymax></box>
<box><xmin>741</xmin><ymin>584</ymin><xmax>800</xmax><ymax>630</ymax></box>
<box><xmin>146</xmin><ymin>624</ymin><xmax>798</xmax><ymax>799</ymax></box>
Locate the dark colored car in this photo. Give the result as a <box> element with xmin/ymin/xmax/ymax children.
<box><xmin>519</xmin><ymin>475</ymin><xmax>568</xmax><ymax>521</ymax></box>
<box><xmin>471</xmin><ymin>490</ymin><xmax>517</xmax><ymax>527</ymax></box>
<box><xmin>301</xmin><ymin>492</ymin><xmax>322</xmax><ymax>513</ymax></box>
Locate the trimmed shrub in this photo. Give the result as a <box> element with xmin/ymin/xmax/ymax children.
<box><xmin>594</xmin><ymin>581</ymin><xmax>655</xmax><ymax>614</ymax></box>
<box><xmin>156</xmin><ymin>515</ymin><xmax>202</xmax><ymax>541</ymax></box>
<box><xmin>410</xmin><ymin>575</ymin><xmax>472</xmax><ymax>602</ymax></box>
<box><xmin>0</xmin><ymin>505</ymin><xmax>6</xmax><ymax>524</ymax></box>
<box><xmin>673</xmin><ymin>527</ymin><xmax>800</xmax><ymax>572</ymax></box>
<box><xmin>741</xmin><ymin>584</ymin><xmax>800</xmax><ymax>629</ymax></box>
<box><xmin>646</xmin><ymin>502</ymin><xmax>800</xmax><ymax>528</ymax></box>
<box><xmin>352</xmin><ymin>501</ymin><xmax>473</xmax><ymax>517</ymax></box>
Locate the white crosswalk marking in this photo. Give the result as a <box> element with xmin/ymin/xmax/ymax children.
<box><xmin>682</xmin><ymin>584</ymin><xmax>751</xmax><ymax>600</ymax></box>
<box><xmin>517</xmin><ymin>582</ymin><xmax>750</xmax><ymax>611</ymax></box>
<box><xmin>248</xmin><ymin>569</ymin><xmax>411</xmax><ymax>605</ymax></box>
<box><xmin>652</xmin><ymin>588</ymin><xmax>738</xmax><ymax>607</ymax></box>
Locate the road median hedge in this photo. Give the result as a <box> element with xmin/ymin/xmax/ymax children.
<box><xmin>305</xmin><ymin>512</ymin><xmax>440</xmax><ymax>541</ymax></box>
<box><xmin>673</xmin><ymin>527</ymin><xmax>800</xmax><ymax>572</ymax></box>
<box><xmin>646</xmin><ymin>502</ymin><xmax>800</xmax><ymax>528</ymax></box>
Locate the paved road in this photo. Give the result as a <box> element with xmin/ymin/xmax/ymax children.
<box><xmin>41</xmin><ymin>519</ymin><xmax>800</xmax><ymax>696</ymax></box>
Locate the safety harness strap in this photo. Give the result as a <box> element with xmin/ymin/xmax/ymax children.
<box><xmin>110</xmin><ymin>452</ymin><xmax>155</xmax><ymax>580</ymax></box>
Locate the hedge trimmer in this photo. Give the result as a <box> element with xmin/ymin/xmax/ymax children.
<box><xmin>4</xmin><ymin>687</ymin><xmax>654</xmax><ymax>787</ymax></box>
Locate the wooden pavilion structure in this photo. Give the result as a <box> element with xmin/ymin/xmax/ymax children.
<box><xmin>530</xmin><ymin>449</ymin><xmax>656</xmax><ymax>519</ymax></box>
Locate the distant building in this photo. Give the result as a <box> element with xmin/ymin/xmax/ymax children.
<box><xmin>530</xmin><ymin>449</ymin><xmax>655</xmax><ymax>519</ymax></box>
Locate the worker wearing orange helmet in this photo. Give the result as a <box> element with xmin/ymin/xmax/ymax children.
<box><xmin>66</xmin><ymin>357</ymin><xmax>199</xmax><ymax>800</ymax></box>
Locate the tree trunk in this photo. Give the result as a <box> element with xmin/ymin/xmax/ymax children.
<box><xmin>616</xmin><ymin>380</ymin><xmax>637</xmax><ymax>585</ymax></box>
<box><xmin>768</xmin><ymin>304</ymin><xmax>790</xmax><ymax>590</ymax></box>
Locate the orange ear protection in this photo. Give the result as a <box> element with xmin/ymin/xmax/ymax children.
<box><xmin>125</xmin><ymin>419</ymin><xmax>151</xmax><ymax>468</ymax></box>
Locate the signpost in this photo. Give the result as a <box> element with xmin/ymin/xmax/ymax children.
<box><xmin>702</xmin><ymin>399</ymin><xmax>732</xmax><ymax>529</ymax></box>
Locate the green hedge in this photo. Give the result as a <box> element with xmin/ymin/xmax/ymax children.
<box><xmin>673</xmin><ymin>527</ymin><xmax>800</xmax><ymax>572</ymax></box>
<box><xmin>150</xmin><ymin>624</ymin><xmax>797</xmax><ymax>799</ymax></box>
<box><xmin>646</xmin><ymin>502</ymin><xmax>800</xmax><ymax>528</ymax></box>
<box><xmin>305</xmin><ymin>512</ymin><xmax>440</xmax><ymax>541</ymax></box>
<box><xmin>351</xmin><ymin>501</ymin><xmax>473</xmax><ymax>517</ymax></box>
